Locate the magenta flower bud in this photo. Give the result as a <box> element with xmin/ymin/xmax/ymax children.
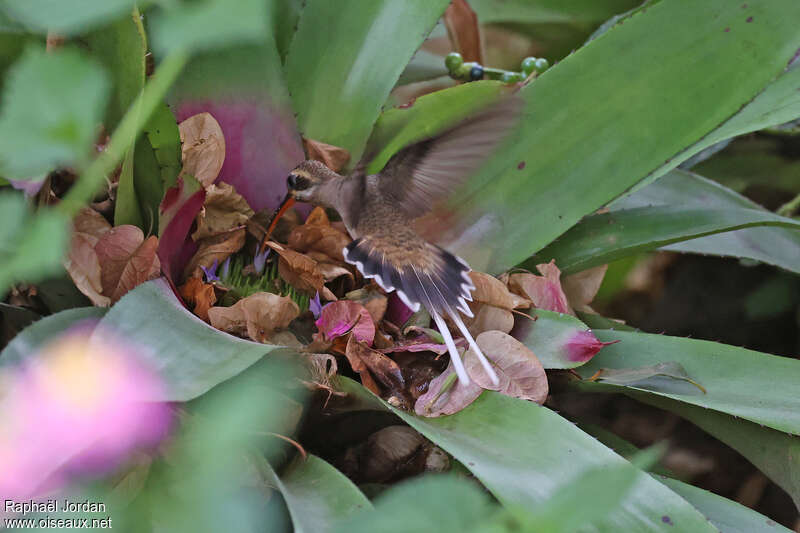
<box><xmin>565</xmin><ymin>330</ymin><xmax>619</xmax><ymax>363</ymax></box>
<box><xmin>384</xmin><ymin>293</ymin><xmax>414</xmax><ymax>326</ymax></box>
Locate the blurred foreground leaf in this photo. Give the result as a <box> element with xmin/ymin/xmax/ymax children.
<box><xmin>263</xmin><ymin>455</ymin><xmax>370</xmax><ymax>533</ymax></box>
<box><xmin>0</xmin><ymin>306</ymin><xmax>106</xmax><ymax>364</ymax></box>
<box><xmin>150</xmin><ymin>0</ymin><xmax>270</xmax><ymax>55</ymax></box>
<box><xmin>0</xmin><ymin>192</ymin><xmax>70</xmax><ymax>296</ymax></box>
<box><xmin>91</xmin><ymin>279</ymin><xmax>283</xmax><ymax>401</ymax></box>
<box><xmin>0</xmin><ymin>0</ymin><xmax>137</xmax><ymax>35</ymax></box>
<box><xmin>0</xmin><ymin>47</ymin><xmax>109</xmax><ymax>179</ymax></box>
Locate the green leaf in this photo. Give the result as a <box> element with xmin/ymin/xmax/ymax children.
<box><xmin>285</xmin><ymin>0</ymin><xmax>450</xmax><ymax>164</ymax></box>
<box><xmin>415</xmin><ymin>1</ymin><xmax>800</xmax><ymax>274</ymax></box>
<box><xmin>520</xmin><ymin>462</ymin><xmax>643</xmax><ymax>532</ymax></box>
<box><xmin>138</xmin><ymin>359</ymin><xmax>303</xmax><ymax>533</ymax></box>
<box><xmin>143</xmin><ymin>104</ymin><xmax>181</xmax><ymax>191</ymax></box>
<box><xmin>512</xmin><ymin>308</ymin><xmax>601</xmax><ymax>369</ymax></box>
<box><xmin>58</xmin><ymin>50</ymin><xmax>188</xmax><ymax>216</ymax></box>
<box><xmin>0</xmin><ymin>46</ymin><xmax>109</xmax><ymax>179</ymax></box>
<box><xmin>589</xmin><ymin>362</ymin><xmax>707</xmax><ymax>394</ymax></box>
<box><xmin>634</xmin><ymin>394</ymin><xmax>800</xmax><ymax>510</ymax></box>
<box><xmin>366</xmin><ymin>81</ymin><xmax>508</xmax><ymax>174</ymax></box>
<box><xmin>611</xmin><ymin>170</ymin><xmax>800</xmax><ymax>274</ymax></box>
<box><xmin>92</xmin><ymin>279</ymin><xmax>279</xmax><ymax>401</ymax></box>
<box><xmin>0</xmin><ymin>307</ymin><xmax>106</xmax><ymax>364</ymax></box>
<box><xmin>527</xmin><ymin>205</ymin><xmax>800</xmax><ymax>275</ymax></box>
<box><xmin>468</xmin><ymin>0</ymin><xmax>640</xmax><ymax>25</ymax></box>
<box><xmin>132</xmin><ymin>135</ymin><xmax>166</xmax><ymax>232</ymax></box>
<box><xmin>338</xmin><ymin>378</ymin><xmax>716</xmax><ymax>532</ymax></box>
<box><xmin>271</xmin><ymin>0</ymin><xmax>304</xmax><ymax>63</ymax></box>
<box><xmin>576</xmin><ymin>330</ymin><xmax>800</xmax><ymax>435</ymax></box>
<box><xmin>263</xmin><ymin>455</ymin><xmax>371</xmax><ymax>533</ymax></box>
<box><xmin>658</xmin><ymin>477</ymin><xmax>793</xmax><ymax>533</ymax></box>
<box><xmin>0</xmin><ymin>0</ymin><xmax>137</xmax><ymax>35</ymax></box>
<box><xmin>114</xmin><ymin>147</ymin><xmax>143</xmax><ymax>227</ymax></box>
<box><xmin>333</xmin><ymin>475</ymin><xmax>497</xmax><ymax>533</ymax></box>
<box><xmin>397</xmin><ymin>49</ymin><xmax>449</xmax><ymax>86</ymax></box>
<box><xmin>578</xmin><ymin>422</ymin><xmax>792</xmax><ymax>531</ymax></box>
<box><xmin>150</xmin><ymin>0</ymin><xmax>270</xmax><ymax>55</ymax></box>
<box><xmin>85</xmin><ymin>7</ymin><xmax>147</xmax><ymax>131</ymax></box>
<box><xmin>0</xmin><ymin>192</ymin><xmax>71</xmax><ymax>296</ymax></box>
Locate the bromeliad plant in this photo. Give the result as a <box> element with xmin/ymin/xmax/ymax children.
<box><xmin>1</xmin><ymin>0</ymin><xmax>800</xmax><ymax>531</ymax></box>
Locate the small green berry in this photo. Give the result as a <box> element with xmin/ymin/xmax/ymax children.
<box><xmin>521</xmin><ymin>56</ymin><xmax>537</xmax><ymax>76</ymax></box>
<box><xmin>445</xmin><ymin>52</ymin><xmax>463</xmax><ymax>72</ymax></box>
<box><xmin>469</xmin><ymin>64</ymin><xmax>484</xmax><ymax>81</ymax></box>
<box><xmin>533</xmin><ymin>57</ymin><xmax>550</xmax><ymax>73</ymax></box>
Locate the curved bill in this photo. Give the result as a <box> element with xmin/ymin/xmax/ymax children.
<box><xmin>259</xmin><ymin>193</ymin><xmax>296</xmax><ymax>252</ymax></box>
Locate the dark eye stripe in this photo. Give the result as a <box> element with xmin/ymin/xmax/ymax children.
<box><xmin>293</xmin><ymin>176</ymin><xmax>311</xmax><ymax>190</ymax></box>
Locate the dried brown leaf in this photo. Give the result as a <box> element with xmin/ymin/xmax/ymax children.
<box><xmin>288</xmin><ymin>206</ymin><xmax>351</xmax><ymax>262</ymax></box>
<box><xmin>178</xmin><ymin>277</ymin><xmax>217</xmax><ymax>321</ymax></box>
<box><xmin>414</xmin><ymin>358</ymin><xmax>483</xmax><ymax>417</ymax></box>
<box><xmin>444</xmin><ymin>0</ymin><xmax>483</xmax><ymax>63</ymax></box>
<box><xmin>508</xmin><ymin>260</ymin><xmax>574</xmax><ymax>315</ymax></box>
<box><xmin>179</xmin><ymin>112</ymin><xmax>226</xmax><ymax>187</ymax></box>
<box><xmin>303</xmin><ymin>138</ymin><xmax>350</xmax><ymax>172</ymax></box>
<box><xmin>317</xmin><ymin>262</ymin><xmax>354</xmax><ymax>284</ymax></box>
<box><xmin>64</xmin><ymin>232</ymin><xmax>110</xmax><ymax>307</ymax></box>
<box><xmin>464</xmin><ymin>330</ymin><xmax>548</xmax><ymax>404</ymax></box>
<box><xmin>183</xmin><ymin>227</ymin><xmax>245</xmax><ymax>280</ymax></box>
<box><xmin>461</xmin><ymin>303</ymin><xmax>514</xmax><ymax>337</ymax></box>
<box><xmin>344</xmin><ymin>335</ymin><xmax>404</xmax><ymax>394</ymax></box>
<box><xmin>562</xmin><ymin>264</ymin><xmax>608</xmax><ymax>313</ymax></box>
<box><xmin>208</xmin><ymin>292</ymin><xmax>299</xmax><ymax>344</ymax></box>
<box><xmin>73</xmin><ymin>207</ymin><xmax>111</xmax><ymax>238</ymax></box>
<box><xmin>469</xmin><ymin>271</ymin><xmax>530</xmax><ymax>310</ymax></box>
<box><xmin>192</xmin><ymin>182</ymin><xmax>254</xmax><ymax>241</ymax></box>
<box><xmin>95</xmin><ymin>226</ymin><xmax>160</xmax><ymax>304</ymax></box>
<box><xmin>265</xmin><ymin>241</ymin><xmax>324</xmax><ymax>293</ymax></box>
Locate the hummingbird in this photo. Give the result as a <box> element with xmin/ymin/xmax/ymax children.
<box><xmin>266</xmin><ymin>96</ymin><xmax>520</xmax><ymax>386</ymax></box>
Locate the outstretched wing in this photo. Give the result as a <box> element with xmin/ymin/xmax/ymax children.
<box><xmin>376</xmin><ymin>95</ymin><xmax>521</xmax><ymax>220</ymax></box>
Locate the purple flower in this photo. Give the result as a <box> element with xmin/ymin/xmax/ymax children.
<box><xmin>309</xmin><ymin>291</ymin><xmax>322</xmax><ymax>319</ymax></box>
<box><xmin>253</xmin><ymin>249</ymin><xmax>270</xmax><ymax>275</ymax></box>
<box><xmin>220</xmin><ymin>257</ymin><xmax>231</xmax><ymax>280</ymax></box>
<box><xmin>201</xmin><ymin>260</ymin><xmax>219</xmax><ymax>282</ymax></box>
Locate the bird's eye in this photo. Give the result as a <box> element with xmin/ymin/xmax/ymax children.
<box><xmin>287</xmin><ymin>174</ymin><xmax>311</xmax><ymax>191</ymax></box>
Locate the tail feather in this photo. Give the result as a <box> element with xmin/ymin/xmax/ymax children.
<box><xmin>343</xmin><ymin>237</ymin><xmax>498</xmax><ymax>386</ymax></box>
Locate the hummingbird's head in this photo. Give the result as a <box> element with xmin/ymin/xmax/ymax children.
<box><xmin>286</xmin><ymin>160</ymin><xmax>338</xmax><ymax>204</ymax></box>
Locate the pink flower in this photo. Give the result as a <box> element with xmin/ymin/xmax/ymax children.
<box><xmin>565</xmin><ymin>330</ymin><xmax>620</xmax><ymax>363</ymax></box>
<box><xmin>314</xmin><ymin>300</ymin><xmax>375</xmax><ymax>345</ymax></box>
<box><xmin>0</xmin><ymin>329</ymin><xmax>171</xmax><ymax>500</ymax></box>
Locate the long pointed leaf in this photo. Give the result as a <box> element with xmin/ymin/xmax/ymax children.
<box><xmin>337</xmin><ymin>378</ymin><xmax>716</xmax><ymax>532</ymax></box>
<box><xmin>612</xmin><ymin>170</ymin><xmax>800</xmax><ymax>274</ymax></box>
<box><xmin>576</xmin><ymin>331</ymin><xmax>800</xmax><ymax>435</ymax></box>
<box><xmin>285</xmin><ymin>0</ymin><xmax>450</xmax><ymax>163</ymax></box>
<box><xmin>262</xmin><ymin>455</ymin><xmax>371</xmax><ymax>533</ymax></box>
<box><xmin>528</xmin><ymin>206</ymin><xmax>800</xmax><ymax>274</ymax></box>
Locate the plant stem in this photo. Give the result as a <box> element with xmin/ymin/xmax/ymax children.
<box><xmin>58</xmin><ymin>49</ymin><xmax>189</xmax><ymax>217</ymax></box>
<box><xmin>777</xmin><ymin>193</ymin><xmax>800</xmax><ymax>217</ymax></box>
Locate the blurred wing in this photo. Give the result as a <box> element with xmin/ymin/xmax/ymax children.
<box><xmin>377</xmin><ymin>95</ymin><xmax>521</xmax><ymax>219</ymax></box>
